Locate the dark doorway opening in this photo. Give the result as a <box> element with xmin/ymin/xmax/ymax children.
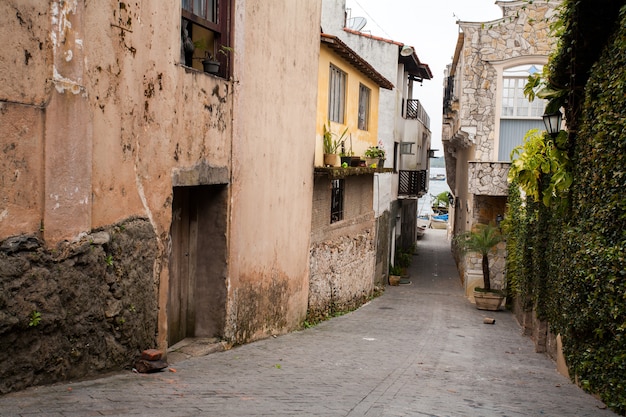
<box><xmin>168</xmin><ymin>185</ymin><xmax>228</xmax><ymax>346</ymax></box>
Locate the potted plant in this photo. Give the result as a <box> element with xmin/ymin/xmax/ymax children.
<box><xmin>195</xmin><ymin>44</ymin><xmax>233</xmax><ymax>75</ymax></box>
<box><xmin>454</xmin><ymin>223</ymin><xmax>505</xmax><ymax>310</ymax></box>
<box><xmin>339</xmin><ymin>143</ymin><xmax>354</xmax><ymax>166</ymax></box>
<box><xmin>364</xmin><ymin>144</ymin><xmax>386</xmax><ymax>167</ymax></box>
<box><xmin>323</xmin><ymin>121</ymin><xmax>348</xmax><ymax>167</ymax></box>
<box><xmin>388</xmin><ymin>264</ymin><xmax>402</xmax><ymax>286</ymax></box>
<box><xmin>202</xmin><ymin>51</ymin><xmax>221</xmax><ymax>74</ymax></box>
<box><xmin>395</xmin><ymin>247</ymin><xmax>412</xmax><ymax>283</ymax></box>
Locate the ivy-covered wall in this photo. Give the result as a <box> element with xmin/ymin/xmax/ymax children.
<box><xmin>506</xmin><ymin>2</ymin><xmax>626</xmax><ymax>414</ymax></box>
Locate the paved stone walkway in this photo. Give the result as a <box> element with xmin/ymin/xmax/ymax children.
<box><xmin>0</xmin><ymin>229</ymin><xmax>615</xmax><ymax>416</ymax></box>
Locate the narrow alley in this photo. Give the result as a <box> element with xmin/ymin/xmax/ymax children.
<box><xmin>0</xmin><ymin>229</ymin><xmax>613</xmax><ymax>416</ymax></box>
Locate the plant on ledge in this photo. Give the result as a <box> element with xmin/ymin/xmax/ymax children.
<box><xmin>323</xmin><ymin>121</ymin><xmax>348</xmax><ymax>155</ymax></box>
<box><xmin>364</xmin><ymin>145</ymin><xmax>385</xmax><ymax>159</ymax></box>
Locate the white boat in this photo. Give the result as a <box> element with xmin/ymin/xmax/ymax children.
<box><xmin>430</xmin><ymin>173</ymin><xmax>446</xmax><ymax>181</ymax></box>
<box><xmin>430</xmin><ymin>213</ymin><xmax>448</xmax><ymax>229</ymax></box>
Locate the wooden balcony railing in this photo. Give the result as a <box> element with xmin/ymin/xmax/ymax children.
<box><xmin>399</xmin><ymin>170</ymin><xmax>427</xmax><ymax>197</ymax></box>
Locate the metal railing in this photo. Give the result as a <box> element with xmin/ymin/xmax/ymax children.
<box><xmin>398</xmin><ymin>170</ymin><xmax>427</xmax><ymax>197</ymax></box>
<box><xmin>404</xmin><ymin>99</ymin><xmax>430</xmax><ymax>129</ymax></box>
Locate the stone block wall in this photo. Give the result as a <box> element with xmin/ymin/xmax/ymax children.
<box><xmin>468</xmin><ymin>162</ymin><xmax>510</xmax><ymax>196</ymax></box>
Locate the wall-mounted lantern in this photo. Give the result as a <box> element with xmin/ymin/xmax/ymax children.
<box><xmin>542</xmin><ymin>110</ymin><xmax>562</xmax><ymax>138</ymax></box>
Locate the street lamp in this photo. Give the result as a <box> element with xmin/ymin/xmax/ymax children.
<box><xmin>542</xmin><ymin>110</ymin><xmax>562</xmax><ymax>138</ymax></box>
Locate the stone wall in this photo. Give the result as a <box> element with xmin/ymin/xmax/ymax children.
<box><xmin>457</xmin><ymin>1</ymin><xmax>559</xmax><ymax>162</ymax></box>
<box><xmin>468</xmin><ymin>161</ymin><xmax>510</xmax><ymax>196</ymax></box>
<box><xmin>0</xmin><ymin>218</ymin><xmax>158</xmax><ymax>394</ymax></box>
<box><xmin>308</xmin><ymin>231</ymin><xmax>376</xmax><ymax>321</ymax></box>
<box><xmin>309</xmin><ymin>173</ymin><xmax>377</xmax><ymax>321</ymax></box>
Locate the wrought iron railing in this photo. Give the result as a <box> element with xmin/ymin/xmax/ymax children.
<box><xmin>398</xmin><ymin>170</ymin><xmax>427</xmax><ymax>197</ymax></box>
<box><xmin>443</xmin><ymin>76</ymin><xmax>455</xmax><ymax>113</ymax></box>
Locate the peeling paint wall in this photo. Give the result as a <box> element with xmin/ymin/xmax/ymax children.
<box><xmin>226</xmin><ymin>1</ymin><xmax>321</xmax><ymax>343</ymax></box>
<box><xmin>1</xmin><ymin>0</ymin><xmax>323</xmax><ymax>389</ymax></box>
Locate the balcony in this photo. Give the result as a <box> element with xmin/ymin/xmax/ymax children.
<box><xmin>404</xmin><ymin>99</ymin><xmax>430</xmax><ymax>129</ymax></box>
<box><xmin>398</xmin><ymin>170</ymin><xmax>427</xmax><ymax>197</ymax></box>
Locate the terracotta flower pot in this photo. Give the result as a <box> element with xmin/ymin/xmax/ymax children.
<box><xmin>323</xmin><ymin>153</ymin><xmax>339</xmax><ymax>167</ymax></box>
<box><xmin>389</xmin><ymin>275</ymin><xmax>401</xmax><ymax>286</ymax></box>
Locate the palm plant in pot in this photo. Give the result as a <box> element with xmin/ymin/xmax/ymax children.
<box><xmin>454</xmin><ymin>223</ymin><xmax>505</xmax><ymax>310</ymax></box>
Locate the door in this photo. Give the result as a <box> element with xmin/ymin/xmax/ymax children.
<box><xmin>168</xmin><ymin>185</ymin><xmax>228</xmax><ymax>346</ymax></box>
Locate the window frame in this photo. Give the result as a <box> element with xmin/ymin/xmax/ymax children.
<box><xmin>358</xmin><ymin>83</ymin><xmax>370</xmax><ymax>131</ymax></box>
<box><xmin>181</xmin><ymin>0</ymin><xmax>232</xmax><ymax>78</ymax></box>
<box><xmin>328</xmin><ymin>64</ymin><xmax>347</xmax><ymax>124</ymax></box>
<box><xmin>501</xmin><ymin>65</ymin><xmax>546</xmax><ymax>119</ymax></box>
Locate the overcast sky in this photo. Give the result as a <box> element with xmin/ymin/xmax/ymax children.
<box><xmin>345</xmin><ymin>0</ymin><xmax>504</xmax><ymax>156</ymax></box>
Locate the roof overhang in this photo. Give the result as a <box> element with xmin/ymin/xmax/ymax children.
<box><xmin>399</xmin><ymin>46</ymin><xmax>433</xmax><ymax>82</ymax></box>
<box><xmin>321</xmin><ymin>33</ymin><xmax>394</xmax><ymax>90</ymax></box>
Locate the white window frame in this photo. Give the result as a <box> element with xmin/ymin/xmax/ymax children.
<box><xmin>501</xmin><ymin>65</ymin><xmax>546</xmax><ymax>119</ymax></box>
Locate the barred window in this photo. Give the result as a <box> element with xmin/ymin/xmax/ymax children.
<box><xmin>330</xmin><ymin>179</ymin><xmax>344</xmax><ymax>223</ymax></box>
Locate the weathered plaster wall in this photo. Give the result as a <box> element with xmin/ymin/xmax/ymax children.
<box><xmin>226</xmin><ymin>0</ymin><xmax>322</xmax><ymax>343</ymax></box>
<box><xmin>309</xmin><ymin>232</ymin><xmax>376</xmax><ymax>319</ymax></box>
<box><xmin>0</xmin><ymin>1</ymin><xmax>234</xmax><ymax>241</ymax></box>
<box><xmin>1</xmin><ymin>0</ymin><xmax>323</xmax><ymax>389</ymax></box>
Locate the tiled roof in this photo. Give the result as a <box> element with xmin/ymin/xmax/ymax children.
<box><xmin>321</xmin><ymin>33</ymin><xmax>394</xmax><ymax>90</ymax></box>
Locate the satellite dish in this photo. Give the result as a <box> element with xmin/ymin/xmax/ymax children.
<box><xmin>347</xmin><ymin>16</ymin><xmax>367</xmax><ymax>31</ymax></box>
<box><xmin>400</xmin><ymin>45</ymin><xmax>414</xmax><ymax>56</ymax></box>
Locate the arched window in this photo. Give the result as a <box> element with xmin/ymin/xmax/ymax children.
<box><xmin>501</xmin><ymin>64</ymin><xmax>546</xmax><ymax>118</ymax></box>
<box><xmin>498</xmin><ymin>64</ymin><xmax>547</xmax><ymax>160</ymax></box>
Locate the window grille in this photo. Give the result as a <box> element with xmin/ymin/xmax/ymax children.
<box><xmin>330</xmin><ymin>179</ymin><xmax>344</xmax><ymax>223</ymax></box>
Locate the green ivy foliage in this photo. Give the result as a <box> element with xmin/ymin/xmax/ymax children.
<box><xmin>559</xmin><ymin>10</ymin><xmax>626</xmax><ymax>412</ymax></box>
<box><xmin>506</xmin><ymin>3</ymin><xmax>626</xmax><ymax>414</ymax></box>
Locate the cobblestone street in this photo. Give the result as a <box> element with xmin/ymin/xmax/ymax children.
<box><xmin>0</xmin><ymin>229</ymin><xmax>614</xmax><ymax>416</ymax></box>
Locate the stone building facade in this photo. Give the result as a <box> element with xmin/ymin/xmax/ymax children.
<box><xmin>442</xmin><ymin>0</ymin><xmax>560</xmax><ymax>297</ymax></box>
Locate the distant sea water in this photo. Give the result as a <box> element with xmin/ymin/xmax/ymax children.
<box><xmin>418</xmin><ymin>167</ymin><xmax>450</xmax><ymax>216</ymax></box>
